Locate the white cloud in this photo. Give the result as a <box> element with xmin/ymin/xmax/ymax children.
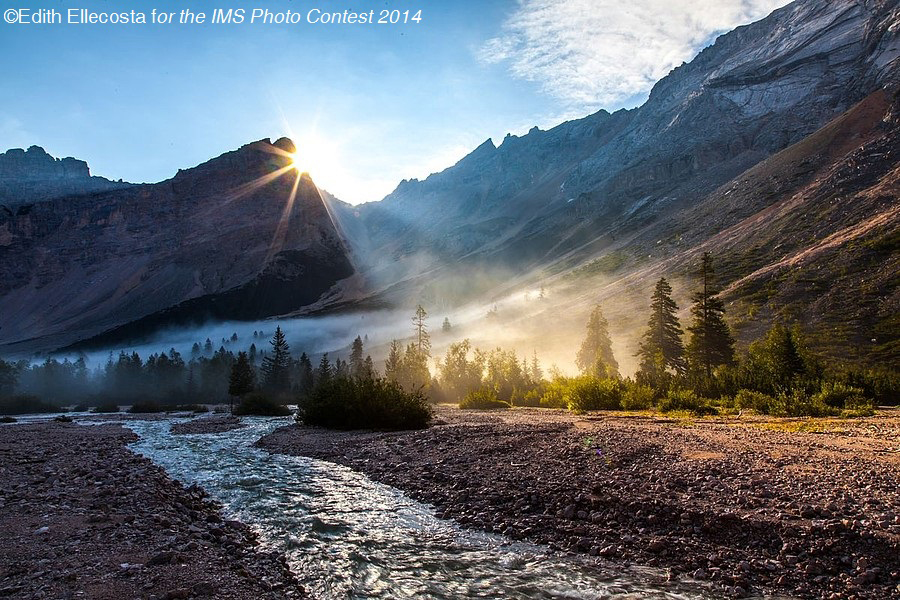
<box><xmin>480</xmin><ymin>0</ymin><xmax>791</xmax><ymax>110</ymax></box>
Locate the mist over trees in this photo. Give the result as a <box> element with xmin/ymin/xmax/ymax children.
<box><xmin>1</xmin><ymin>255</ymin><xmax>897</xmax><ymax>419</ymax></box>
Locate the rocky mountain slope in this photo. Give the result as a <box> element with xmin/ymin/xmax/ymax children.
<box><xmin>326</xmin><ymin>0</ymin><xmax>899</xmax><ymax>366</ymax></box>
<box><xmin>0</xmin><ymin>138</ymin><xmax>354</xmax><ymax>354</ymax></box>
<box><xmin>334</xmin><ymin>0</ymin><xmax>898</xmax><ymax>287</ymax></box>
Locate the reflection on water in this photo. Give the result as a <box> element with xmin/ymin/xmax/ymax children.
<box><xmin>125</xmin><ymin>418</ymin><xmax>714</xmax><ymax>599</ymax></box>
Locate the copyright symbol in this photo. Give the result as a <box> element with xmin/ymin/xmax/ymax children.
<box><xmin>4</xmin><ymin>9</ymin><xmax>19</xmax><ymax>24</ymax></box>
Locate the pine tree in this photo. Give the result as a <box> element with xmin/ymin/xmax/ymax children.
<box><xmin>413</xmin><ymin>305</ymin><xmax>430</xmax><ymax>356</ymax></box>
<box><xmin>229</xmin><ymin>352</ymin><xmax>255</xmax><ymax>398</ymax></box>
<box><xmin>296</xmin><ymin>352</ymin><xmax>314</xmax><ymax>395</ymax></box>
<box><xmin>576</xmin><ymin>305</ymin><xmax>619</xmax><ymax>378</ymax></box>
<box><xmin>204</xmin><ymin>338</ymin><xmax>213</xmax><ymax>354</ymax></box>
<box><xmin>637</xmin><ymin>278</ymin><xmax>687</xmax><ymax>379</ymax></box>
<box><xmin>384</xmin><ymin>340</ymin><xmax>402</xmax><ymax>382</ymax></box>
<box><xmin>349</xmin><ymin>335</ymin><xmax>365</xmax><ymax>378</ymax></box>
<box><xmin>363</xmin><ymin>355</ymin><xmax>375</xmax><ymax>379</ymax></box>
<box><xmin>686</xmin><ymin>253</ymin><xmax>735</xmax><ymax>378</ymax></box>
<box><xmin>260</xmin><ymin>326</ymin><xmax>291</xmax><ymax>393</ymax></box>
<box><xmin>442</xmin><ymin>317</ymin><xmax>452</xmax><ymax>332</ymax></box>
<box><xmin>316</xmin><ymin>353</ymin><xmax>332</xmax><ymax>383</ymax></box>
<box><xmin>530</xmin><ymin>350</ymin><xmax>543</xmax><ymax>382</ymax></box>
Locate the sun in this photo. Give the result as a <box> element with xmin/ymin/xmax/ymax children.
<box><xmin>288</xmin><ymin>151</ymin><xmax>307</xmax><ymax>174</ymax></box>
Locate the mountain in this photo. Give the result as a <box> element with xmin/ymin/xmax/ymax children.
<box><xmin>326</xmin><ymin>0</ymin><xmax>899</xmax><ymax>366</ymax></box>
<box><xmin>0</xmin><ymin>145</ymin><xmax>131</xmax><ymax>208</ymax></box>
<box><xmin>0</xmin><ymin>138</ymin><xmax>354</xmax><ymax>354</ymax></box>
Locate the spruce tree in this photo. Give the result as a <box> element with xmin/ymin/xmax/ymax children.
<box><xmin>316</xmin><ymin>353</ymin><xmax>333</xmax><ymax>383</ymax></box>
<box><xmin>384</xmin><ymin>340</ymin><xmax>402</xmax><ymax>382</ymax></box>
<box><xmin>349</xmin><ymin>335</ymin><xmax>365</xmax><ymax>378</ymax></box>
<box><xmin>297</xmin><ymin>352</ymin><xmax>314</xmax><ymax>396</ymax></box>
<box><xmin>686</xmin><ymin>253</ymin><xmax>735</xmax><ymax>378</ymax></box>
<box><xmin>442</xmin><ymin>317</ymin><xmax>452</xmax><ymax>332</ymax></box>
<box><xmin>637</xmin><ymin>278</ymin><xmax>687</xmax><ymax>379</ymax></box>
<box><xmin>229</xmin><ymin>351</ymin><xmax>255</xmax><ymax>398</ymax></box>
<box><xmin>576</xmin><ymin>305</ymin><xmax>619</xmax><ymax>378</ymax></box>
<box><xmin>260</xmin><ymin>326</ymin><xmax>291</xmax><ymax>393</ymax></box>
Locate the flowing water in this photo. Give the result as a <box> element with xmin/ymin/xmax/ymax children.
<box><xmin>121</xmin><ymin>416</ymin><xmax>718</xmax><ymax>599</ymax></box>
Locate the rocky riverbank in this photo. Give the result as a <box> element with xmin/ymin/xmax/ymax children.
<box><xmin>0</xmin><ymin>422</ymin><xmax>302</xmax><ymax>599</ymax></box>
<box><xmin>258</xmin><ymin>407</ymin><xmax>900</xmax><ymax>599</ymax></box>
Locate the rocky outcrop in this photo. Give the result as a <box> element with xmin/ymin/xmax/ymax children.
<box><xmin>0</xmin><ymin>145</ymin><xmax>130</xmax><ymax>207</ymax></box>
<box><xmin>0</xmin><ymin>137</ymin><xmax>354</xmax><ymax>354</ymax></box>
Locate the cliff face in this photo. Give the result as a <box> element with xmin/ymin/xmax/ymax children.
<box><xmin>0</xmin><ymin>146</ymin><xmax>130</xmax><ymax>208</ymax></box>
<box><xmin>0</xmin><ymin>138</ymin><xmax>354</xmax><ymax>354</ymax></box>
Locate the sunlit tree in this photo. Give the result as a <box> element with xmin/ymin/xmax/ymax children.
<box><xmin>576</xmin><ymin>305</ymin><xmax>619</xmax><ymax>378</ymax></box>
<box><xmin>637</xmin><ymin>278</ymin><xmax>687</xmax><ymax>381</ymax></box>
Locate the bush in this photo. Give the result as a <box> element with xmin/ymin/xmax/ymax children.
<box><xmin>234</xmin><ymin>392</ymin><xmax>292</xmax><ymax>417</ymax></box>
<box><xmin>769</xmin><ymin>389</ymin><xmax>834</xmax><ymax>418</ymax></box>
<box><xmin>539</xmin><ymin>381</ymin><xmax>568</xmax><ymax>408</ymax></box>
<box><xmin>460</xmin><ymin>388</ymin><xmax>510</xmax><ymax>410</ymax></box>
<box><xmin>0</xmin><ymin>395</ymin><xmax>59</xmax><ymax>415</ymax></box>
<box><xmin>515</xmin><ymin>388</ymin><xmax>543</xmax><ymax>407</ymax></box>
<box><xmin>622</xmin><ymin>384</ymin><xmax>655</xmax><ymax>411</ymax></box>
<box><xmin>567</xmin><ymin>377</ymin><xmax>622</xmax><ymax>413</ymax></box>
<box><xmin>0</xmin><ymin>416</ymin><xmax>16</xmax><ymax>423</ymax></box>
<box><xmin>92</xmin><ymin>402</ymin><xmax>120</xmax><ymax>413</ymax></box>
<box><xmin>299</xmin><ymin>376</ymin><xmax>432</xmax><ymax>430</ymax></box>
<box><xmin>73</xmin><ymin>403</ymin><xmax>90</xmax><ymax>412</ymax></box>
<box><xmin>813</xmin><ymin>382</ymin><xmax>869</xmax><ymax>410</ymax></box>
<box><xmin>735</xmin><ymin>389</ymin><xmax>776</xmax><ymax>414</ymax></box>
<box><xmin>658</xmin><ymin>389</ymin><xmax>718</xmax><ymax>416</ymax></box>
<box><xmin>128</xmin><ymin>402</ymin><xmax>166</xmax><ymax>413</ymax></box>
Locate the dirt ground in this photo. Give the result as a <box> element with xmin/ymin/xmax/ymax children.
<box><xmin>258</xmin><ymin>406</ymin><xmax>900</xmax><ymax>599</ymax></box>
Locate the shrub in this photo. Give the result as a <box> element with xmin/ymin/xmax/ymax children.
<box><xmin>460</xmin><ymin>388</ymin><xmax>510</xmax><ymax>410</ymax></box>
<box><xmin>769</xmin><ymin>389</ymin><xmax>834</xmax><ymax>418</ymax></box>
<box><xmin>92</xmin><ymin>402</ymin><xmax>120</xmax><ymax>413</ymax></box>
<box><xmin>515</xmin><ymin>388</ymin><xmax>543</xmax><ymax>407</ymax></box>
<box><xmin>813</xmin><ymin>382</ymin><xmax>868</xmax><ymax>410</ymax></box>
<box><xmin>300</xmin><ymin>376</ymin><xmax>432</xmax><ymax>430</ymax></box>
<box><xmin>234</xmin><ymin>392</ymin><xmax>292</xmax><ymax>417</ymax></box>
<box><xmin>73</xmin><ymin>403</ymin><xmax>90</xmax><ymax>412</ymax></box>
<box><xmin>0</xmin><ymin>416</ymin><xmax>16</xmax><ymax>423</ymax></box>
<box><xmin>735</xmin><ymin>389</ymin><xmax>776</xmax><ymax>414</ymax></box>
<box><xmin>539</xmin><ymin>381</ymin><xmax>568</xmax><ymax>408</ymax></box>
<box><xmin>0</xmin><ymin>395</ymin><xmax>59</xmax><ymax>415</ymax></box>
<box><xmin>658</xmin><ymin>389</ymin><xmax>718</xmax><ymax>416</ymax></box>
<box><xmin>567</xmin><ymin>377</ymin><xmax>623</xmax><ymax>413</ymax></box>
<box><xmin>622</xmin><ymin>384</ymin><xmax>655</xmax><ymax>411</ymax></box>
<box><xmin>128</xmin><ymin>402</ymin><xmax>165</xmax><ymax>413</ymax></box>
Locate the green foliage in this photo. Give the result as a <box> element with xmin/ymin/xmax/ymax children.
<box><xmin>622</xmin><ymin>384</ymin><xmax>655</xmax><ymax>410</ymax></box>
<box><xmin>658</xmin><ymin>389</ymin><xmax>718</xmax><ymax>416</ymax></box>
<box><xmin>576</xmin><ymin>305</ymin><xmax>619</xmax><ymax>378</ymax></box>
<box><xmin>299</xmin><ymin>376</ymin><xmax>432</xmax><ymax>430</ymax></box>
<box><xmin>437</xmin><ymin>340</ymin><xmax>485</xmax><ymax>403</ymax></box>
<box><xmin>735</xmin><ymin>389</ymin><xmax>776</xmax><ymax>414</ymax></box>
<box><xmin>567</xmin><ymin>377</ymin><xmax>623</xmax><ymax>413</ymax></box>
<box><xmin>637</xmin><ymin>278</ymin><xmax>687</xmax><ymax>381</ymax></box>
<box><xmin>234</xmin><ymin>392</ymin><xmax>292</xmax><ymax>417</ymax></box>
<box><xmin>92</xmin><ymin>402</ymin><xmax>120</xmax><ymax>413</ymax></box>
<box><xmin>539</xmin><ymin>380</ymin><xmax>569</xmax><ymax>408</ymax></box>
<box><xmin>0</xmin><ymin>395</ymin><xmax>59</xmax><ymax>415</ymax></box>
<box><xmin>813</xmin><ymin>382</ymin><xmax>868</xmax><ymax>409</ymax></box>
<box><xmin>743</xmin><ymin>324</ymin><xmax>819</xmax><ymax>395</ymax></box>
<box><xmin>229</xmin><ymin>351</ymin><xmax>256</xmax><ymax>397</ymax></box>
<box><xmin>686</xmin><ymin>253</ymin><xmax>735</xmax><ymax>377</ymax></box>
<box><xmin>261</xmin><ymin>327</ymin><xmax>292</xmax><ymax>393</ymax></box>
<box><xmin>460</xmin><ymin>388</ymin><xmax>510</xmax><ymax>410</ymax></box>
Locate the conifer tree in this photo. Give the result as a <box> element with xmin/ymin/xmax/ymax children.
<box><xmin>384</xmin><ymin>340</ymin><xmax>402</xmax><ymax>382</ymax></box>
<box><xmin>316</xmin><ymin>353</ymin><xmax>333</xmax><ymax>383</ymax></box>
<box><xmin>686</xmin><ymin>253</ymin><xmax>735</xmax><ymax>377</ymax></box>
<box><xmin>637</xmin><ymin>278</ymin><xmax>687</xmax><ymax>379</ymax></box>
<box><xmin>229</xmin><ymin>351</ymin><xmax>256</xmax><ymax>411</ymax></box>
<box><xmin>530</xmin><ymin>350</ymin><xmax>543</xmax><ymax>382</ymax></box>
<box><xmin>576</xmin><ymin>305</ymin><xmax>619</xmax><ymax>378</ymax></box>
<box><xmin>260</xmin><ymin>326</ymin><xmax>291</xmax><ymax>393</ymax></box>
<box><xmin>442</xmin><ymin>317</ymin><xmax>452</xmax><ymax>332</ymax></box>
<box><xmin>413</xmin><ymin>305</ymin><xmax>431</xmax><ymax>356</ymax></box>
<box><xmin>297</xmin><ymin>352</ymin><xmax>314</xmax><ymax>395</ymax></box>
<box><xmin>349</xmin><ymin>335</ymin><xmax>365</xmax><ymax>378</ymax></box>
<box><xmin>363</xmin><ymin>355</ymin><xmax>375</xmax><ymax>380</ymax></box>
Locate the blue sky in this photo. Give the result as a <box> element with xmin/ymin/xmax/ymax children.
<box><xmin>0</xmin><ymin>0</ymin><xmax>788</xmax><ymax>203</ymax></box>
